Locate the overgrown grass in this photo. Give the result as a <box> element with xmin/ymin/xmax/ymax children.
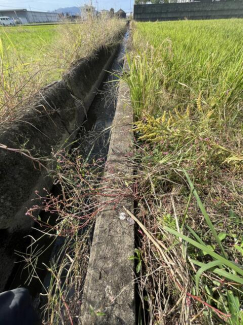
<box><xmin>0</xmin><ymin>18</ymin><xmax>126</xmax><ymax>323</ymax></box>
<box><xmin>0</xmin><ymin>19</ymin><xmax>126</xmax><ymax>124</ymax></box>
<box><xmin>25</xmin><ymin>147</ymin><xmax>106</xmax><ymax>324</ymax></box>
<box><xmin>125</xmin><ymin>20</ymin><xmax>243</xmax><ymax>324</ymax></box>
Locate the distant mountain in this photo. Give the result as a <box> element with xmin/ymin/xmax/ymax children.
<box><xmin>54</xmin><ymin>6</ymin><xmax>81</xmax><ymax>16</ymax></box>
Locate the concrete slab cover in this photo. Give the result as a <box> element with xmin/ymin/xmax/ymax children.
<box><xmin>80</xmin><ymin>78</ymin><xmax>135</xmax><ymax>324</ymax></box>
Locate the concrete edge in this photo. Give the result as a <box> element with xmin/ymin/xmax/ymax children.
<box><xmin>80</xmin><ymin>60</ymin><xmax>135</xmax><ymax>324</ymax></box>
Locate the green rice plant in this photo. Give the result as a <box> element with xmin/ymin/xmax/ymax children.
<box><xmin>126</xmin><ymin>20</ymin><xmax>243</xmax><ymax>180</ymax></box>
<box><xmin>126</xmin><ymin>44</ymin><xmax>165</xmax><ymax>117</ymax></box>
<box><xmin>126</xmin><ymin>19</ymin><xmax>243</xmax><ymax>324</ymax></box>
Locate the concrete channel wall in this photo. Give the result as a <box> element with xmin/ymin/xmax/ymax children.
<box><xmin>134</xmin><ymin>1</ymin><xmax>243</xmax><ymax>21</ymax></box>
<box><xmin>0</xmin><ymin>35</ymin><xmax>123</xmax><ymax>291</ymax></box>
<box><xmin>81</xmin><ymin>75</ymin><xmax>135</xmax><ymax>324</ymax></box>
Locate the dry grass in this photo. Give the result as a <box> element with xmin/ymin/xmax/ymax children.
<box><xmin>25</xmin><ymin>146</ymin><xmax>105</xmax><ymax>324</ymax></box>
<box><xmin>0</xmin><ymin>18</ymin><xmax>126</xmax><ymax>124</ymax></box>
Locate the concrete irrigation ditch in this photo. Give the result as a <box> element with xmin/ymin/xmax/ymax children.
<box><xmin>0</xmin><ymin>27</ymin><xmax>135</xmax><ymax>324</ymax></box>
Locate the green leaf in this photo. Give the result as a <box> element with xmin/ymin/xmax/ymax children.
<box><xmin>227</xmin><ymin>291</ymin><xmax>240</xmax><ymax>323</ymax></box>
<box><xmin>213</xmin><ymin>269</ymin><xmax>243</xmax><ymax>285</ymax></box>
<box><xmin>218</xmin><ymin>232</ymin><xmax>227</xmax><ymax>242</ymax></box>
<box><xmin>191</xmin><ymin>259</ymin><xmax>243</xmax><ymax>285</ymax></box>
<box><xmin>165</xmin><ymin>226</ymin><xmax>243</xmax><ymax>277</ymax></box>
<box><xmin>234</xmin><ymin>245</ymin><xmax>243</xmax><ymax>256</ymax></box>
<box><xmin>96</xmin><ymin>312</ymin><xmax>106</xmax><ymax>317</ymax></box>
<box><xmin>187</xmin><ymin>225</ymin><xmax>206</xmax><ymax>246</ymax></box>
<box><xmin>202</xmin><ymin>245</ymin><xmax>214</xmax><ymax>256</ymax></box>
<box><xmin>195</xmin><ymin>260</ymin><xmax>222</xmax><ymax>293</ymax></box>
<box><xmin>184</xmin><ymin>170</ymin><xmax>227</xmax><ymax>258</ymax></box>
<box><xmin>89</xmin><ymin>305</ymin><xmax>95</xmax><ymax>316</ymax></box>
<box><xmin>89</xmin><ymin>306</ymin><xmax>106</xmax><ymax>317</ymax></box>
<box><xmin>136</xmin><ymin>260</ymin><xmax>142</xmax><ymax>274</ymax></box>
<box><xmin>134</xmin><ymin>248</ymin><xmax>141</xmax><ymax>258</ymax></box>
<box><xmin>190</xmin><ymin>259</ymin><xmax>204</xmax><ymax>267</ymax></box>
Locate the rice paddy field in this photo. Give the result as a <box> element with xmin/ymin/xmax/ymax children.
<box><xmin>127</xmin><ymin>20</ymin><xmax>243</xmax><ymax>324</ymax></box>
<box><xmin>0</xmin><ymin>20</ymin><xmax>125</xmax><ymax>124</ymax></box>
<box><xmin>0</xmin><ymin>25</ymin><xmax>58</xmax><ymax>60</ymax></box>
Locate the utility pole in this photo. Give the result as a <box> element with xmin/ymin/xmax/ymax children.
<box><xmin>89</xmin><ymin>0</ymin><xmax>94</xmax><ymax>19</ymax></box>
<box><xmin>28</xmin><ymin>5</ymin><xmax>34</xmax><ymax>23</ymax></box>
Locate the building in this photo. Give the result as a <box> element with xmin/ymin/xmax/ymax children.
<box><xmin>80</xmin><ymin>5</ymin><xmax>96</xmax><ymax>20</ymax></box>
<box><xmin>100</xmin><ymin>9</ymin><xmax>110</xmax><ymax>18</ymax></box>
<box><xmin>115</xmin><ymin>9</ymin><xmax>126</xmax><ymax>19</ymax></box>
<box><xmin>0</xmin><ymin>9</ymin><xmax>59</xmax><ymax>24</ymax></box>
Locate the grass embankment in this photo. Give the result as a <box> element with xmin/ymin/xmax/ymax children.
<box><xmin>0</xmin><ymin>19</ymin><xmax>125</xmax><ymax>124</ymax></box>
<box><xmin>126</xmin><ymin>20</ymin><xmax>243</xmax><ymax>324</ymax></box>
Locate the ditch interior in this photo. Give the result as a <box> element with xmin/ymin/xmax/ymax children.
<box><xmin>2</xmin><ymin>30</ymin><xmax>130</xmax><ymax>320</ymax></box>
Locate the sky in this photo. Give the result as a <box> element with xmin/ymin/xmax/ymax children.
<box><xmin>0</xmin><ymin>0</ymin><xmax>133</xmax><ymax>13</ymax></box>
